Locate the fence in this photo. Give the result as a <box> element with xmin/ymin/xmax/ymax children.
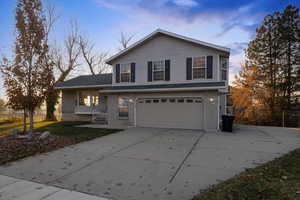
<box><xmin>233</xmin><ymin>108</ymin><xmax>300</xmax><ymax>128</ymax></box>
<box><xmin>282</xmin><ymin>110</ymin><xmax>300</xmax><ymax>128</ymax></box>
<box><xmin>0</xmin><ymin>108</ymin><xmax>61</xmax><ymax>122</ymax></box>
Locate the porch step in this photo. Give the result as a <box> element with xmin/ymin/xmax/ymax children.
<box><xmin>93</xmin><ymin>116</ymin><xmax>108</xmax><ymax>125</ymax></box>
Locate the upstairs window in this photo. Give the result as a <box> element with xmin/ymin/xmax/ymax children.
<box><xmin>120</xmin><ymin>63</ymin><xmax>131</xmax><ymax>82</ymax></box>
<box><xmin>193</xmin><ymin>56</ymin><xmax>206</xmax><ymax>79</ymax></box>
<box><xmin>220</xmin><ymin>56</ymin><xmax>228</xmax><ymax>80</ymax></box>
<box><xmin>153</xmin><ymin>60</ymin><xmax>165</xmax><ymax>81</ymax></box>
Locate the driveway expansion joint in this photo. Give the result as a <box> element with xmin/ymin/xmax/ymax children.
<box><xmin>168</xmin><ymin>131</ymin><xmax>205</xmax><ymax>183</ymax></box>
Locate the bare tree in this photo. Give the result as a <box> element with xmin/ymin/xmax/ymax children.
<box><xmin>118</xmin><ymin>31</ymin><xmax>134</xmax><ymax>51</ymax></box>
<box><xmin>79</xmin><ymin>35</ymin><xmax>110</xmax><ymax>75</ymax></box>
<box><xmin>53</xmin><ymin>22</ymin><xmax>81</xmax><ymax>82</ymax></box>
<box><xmin>46</xmin><ymin>22</ymin><xmax>81</xmax><ymax>120</ymax></box>
<box><xmin>44</xmin><ymin>0</ymin><xmax>60</xmax><ymax>43</ymax></box>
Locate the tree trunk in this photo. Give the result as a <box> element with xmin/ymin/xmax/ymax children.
<box><xmin>46</xmin><ymin>90</ymin><xmax>58</xmax><ymax>121</ymax></box>
<box><xmin>29</xmin><ymin>109</ymin><xmax>34</xmax><ymax>134</ymax></box>
<box><xmin>287</xmin><ymin>40</ymin><xmax>292</xmax><ymax>110</ymax></box>
<box><xmin>23</xmin><ymin>108</ymin><xmax>27</xmax><ymax>133</ymax></box>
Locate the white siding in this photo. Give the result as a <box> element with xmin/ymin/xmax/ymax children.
<box><xmin>106</xmin><ymin>91</ymin><xmax>219</xmax><ymax>131</ymax></box>
<box><xmin>111</xmin><ymin>34</ymin><xmax>228</xmax><ymax>86</ymax></box>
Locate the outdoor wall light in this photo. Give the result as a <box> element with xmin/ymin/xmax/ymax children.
<box><xmin>209</xmin><ymin>98</ymin><xmax>215</xmax><ymax>103</ymax></box>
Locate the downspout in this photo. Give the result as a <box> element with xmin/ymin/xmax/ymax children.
<box><xmin>134</xmin><ymin>97</ymin><xmax>137</xmax><ymax>127</ymax></box>
<box><xmin>217</xmin><ymin>95</ymin><xmax>220</xmax><ymax>131</ymax></box>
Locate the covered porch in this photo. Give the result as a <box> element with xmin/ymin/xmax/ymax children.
<box><xmin>74</xmin><ymin>90</ymin><xmax>108</xmax><ymax>124</ymax></box>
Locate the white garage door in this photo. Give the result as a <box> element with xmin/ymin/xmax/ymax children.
<box><xmin>136</xmin><ymin>97</ymin><xmax>203</xmax><ymax>129</ymax></box>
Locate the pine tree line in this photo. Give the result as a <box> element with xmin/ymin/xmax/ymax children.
<box><xmin>233</xmin><ymin>5</ymin><xmax>300</xmax><ymax>126</ymax></box>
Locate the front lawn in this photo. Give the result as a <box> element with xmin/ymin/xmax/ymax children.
<box><xmin>36</xmin><ymin>121</ymin><xmax>121</xmax><ymax>142</ymax></box>
<box><xmin>0</xmin><ymin>121</ymin><xmax>121</xmax><ymax>165</ymax></box>
<box><xmin>0</xmin><ymin>120</ymin><xmax>56</xmax><ymax>136</ymax></box>
<box><xmin>192</xmin><ymin>148</ymin><xmax>300</xmax><ymax>200</ymax></box>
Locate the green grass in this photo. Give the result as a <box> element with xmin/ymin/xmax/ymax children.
<box><xmin>192</xmin><ymin>148</ymin><xmax>300</xmax><ymax>200</ymax></box>
<box><xmin>0</xmin><ymin>120</ymin><xmax>57</xmax><ymax>136</ymax></box>
<box><xmin>36</xmin><ymin>121</ymin><xmax>121</xmax><ymax>142</ymax></box>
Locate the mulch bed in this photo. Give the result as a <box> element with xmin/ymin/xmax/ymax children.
<box><xmin>0</xmin><ymin>134</ymin><xmax>74</xmax><ymax>165</ymax></box>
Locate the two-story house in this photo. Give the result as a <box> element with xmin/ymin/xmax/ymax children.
<box><xmin>56</xmin><ymin>29</ymin><xmax>230</xmax><ymax>131</ymax></box>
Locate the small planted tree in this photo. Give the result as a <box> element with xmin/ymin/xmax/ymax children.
<box><xmin>1</xmin><ymin>58</ymin><xmax>28</xmax><ymax>132</ymax></box>
<box><xmin>2</xmin><ymin>0</ymin><xmax>54</xmax><ymax>133</ymax></box>
<box><xmin>0</xmin><ymin>98</ymin><xmax>6</xmax><ymax>112</ymax></box>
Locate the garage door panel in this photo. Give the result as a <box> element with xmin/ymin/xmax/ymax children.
<box><xmin>136</xmin><ymin>97</ymin><xmax>203</xmax><ymax>130</ymax></box>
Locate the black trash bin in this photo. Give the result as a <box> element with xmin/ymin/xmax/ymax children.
<box><xmin>222</xmin><ymin>115</ymin><xmax>235</xmax><ymax>132</ymax></box>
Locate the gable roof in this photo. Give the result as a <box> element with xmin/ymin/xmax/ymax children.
<box><xmin>106</xmin><ymin>29</ymin><xmax>230</xmax><ymax>64</ymax></box>
<box><xmin>55</xmin><ymin>73</ymin><xmax>112</xmax><ymax>89</ymax></box>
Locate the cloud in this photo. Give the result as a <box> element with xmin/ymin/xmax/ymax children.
<box><xmin>216</xmin><ymin>22</ymin><xmax>258</xmax><ymax>39</ymax></box>
<box><xmin>173</xmin><ymin>0</ymin><xmax>198</xmax><ymax>7</ymax></box>
<box><xmin>94</xmin><ymin>0</ymin><xmax>300</xmax><ymax>83</ymax></box>
<box><xmin>227</xmin><ymin>42</ymin><xmax>248</xmax><ymax>56</ymax></box>
<box><xmin>96</xmin><ymin>0</ymin><xmax>299</xmax><ymax>37</ymax></box>
<box><xmin>95</xmin><ymin>0</ymin><xmax>296</xmax><ymax>40</ymax></box>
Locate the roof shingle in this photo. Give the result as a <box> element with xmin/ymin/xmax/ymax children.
<box><xmin>55</xmin><ymin>73</ymin><xmax>112</xmax><ymax>88</ymax></box>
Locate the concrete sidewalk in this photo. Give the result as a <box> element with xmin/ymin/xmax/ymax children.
<box><xmin>0</xmin><ymin>175</ymin><xmax>108</xmax><ymax>200</ymax></box>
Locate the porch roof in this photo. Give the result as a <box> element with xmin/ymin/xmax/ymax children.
<box><xmin>100</xmin><ymin>82</ymin><xmax>226</xmax><ymax>93</ymax></box>
<box><xmin>55</xmin><ymin>73</ymin><xmax>112</xmax><ymax>89</ymax></box>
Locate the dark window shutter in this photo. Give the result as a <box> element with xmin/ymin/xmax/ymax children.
<box><xmin>207</xmin><ymin>56</ymin><xmax>213</xmax><ymax>79</ymax></box>
<box><xmin>186</xmin><ymin>57</ymin><xmax>192</xmax><ymax>80</ymax></box>
<box><xmin>130</xmin><ymin>63</ymin><xmax>135</xmax><ymax>82</ymax></box>
<box><xmin>116</xmin><ymin>64</ymin><xmax>120</xmax><ymax>83</ymax></box>
<box><xmin>147</xmin><ymin>61</ymin><xmax>152</xmax><ymax>82</ymax></box>
<box><xmin>165</xmin><ymin>60</ymin><xmax>170</xmax><ymax>81</ymax></box>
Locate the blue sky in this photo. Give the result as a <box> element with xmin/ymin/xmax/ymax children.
<box><xmin>0</xmin><ymin>0</ymin><xmax>299</xmax><ymax>98</ymax></box>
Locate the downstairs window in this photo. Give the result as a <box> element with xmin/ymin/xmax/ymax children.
<box><xmin>118</xmin><ymin>97</ymin><xmax>129</xmax><ymax>118</ymax></box>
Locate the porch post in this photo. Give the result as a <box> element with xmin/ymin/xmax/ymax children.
<box><xmin>76</xmin><ymin>91</ymin><xmax>79</xmax><ymax>106</ymax></box>
<box><xmin>134</xmin><ymin>97</ymin><xmax>137</xmax><ymax>127</ymax></box>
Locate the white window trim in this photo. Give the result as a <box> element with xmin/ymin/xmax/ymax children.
<box><xmin>192</xmin><ymin>56</ymin><xmax>207</xmax><ymax>80</ymax></box>
<box><xmin>152</xmin><ymin>60</ymin><xmax>166</xmax><ymax>81</ymax></box>
<box><xmin>225</xmin><ymin>94</ymin><xmax>227</xmax><ymax>115</ymax></box>
<box><xmin>220</xmin><ymin>56</ymin><xmax>228</xmax><ymax>81</ymax></box>
<box><xmin>120</xmin><ymin>63</ymin><xmax>131</xmax><ymax>83</ymax></box>
<box><xmin>217</xmin><ymin>55</ymin><xmax>220</xmax><ymax>81</ymax></box>
<box><xmin>77</xmin><ymin>91</ymin><xmax>99</xmax><ymax>107</ymax></box>
<box><xmin>118</xmin><ymin>97</ymin><xmax>130</xmax><ymax>119</ymax></box>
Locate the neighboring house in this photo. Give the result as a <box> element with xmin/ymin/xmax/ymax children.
<box><xmin>55</xmin><ymin>29</ymin><xmax>230</xmax><ymax>131</ymax></box>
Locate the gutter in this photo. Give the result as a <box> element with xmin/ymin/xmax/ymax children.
<box><xmin>54</xmin><ymin>85</ymin><xmax>111</xmax><ymax>89</ymax></box>
<box><xmin>99</xmin><ymin>86</ymin><xmax>226</xmax><ymax>93</ymax></box>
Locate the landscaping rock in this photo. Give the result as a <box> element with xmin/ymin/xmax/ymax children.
<box><xmin>39</xmin><ymin>131</ymin><xmax>50</xmax><ymax>139</ymax></box>
<box><xmin>16</xmin><ymin>135</ymin><xmax>32</xmax><ymax>140</ymax></box>
<box><xmin>34</xmin><ymin>132</ymin><xmax>42</xmax><ymax>135</ymax></box>
<box><xmin>9</xmin><ymin>128</ymin><xmax>20</xmax><ymax>137</ymax></box>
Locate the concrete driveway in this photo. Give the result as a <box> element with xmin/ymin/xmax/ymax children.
<box><xmin>0</xmin><ymin>125</ymin><xmax>299</xmax><ymax>200</ymax></box>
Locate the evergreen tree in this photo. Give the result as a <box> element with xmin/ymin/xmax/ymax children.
<box><xmin>278</xmin><ymin>5</ymin><xmax>300</xmax><ymax>110</ymax></box>
<box><xmin>240</xmin><ymin>4</ymin><xmax>300</xmax><ymax>125</ymax></box>
<box><xmin>246</xmin><ymin>12</ymin><xmax>282</xmax><ymax>123</ymax></box>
